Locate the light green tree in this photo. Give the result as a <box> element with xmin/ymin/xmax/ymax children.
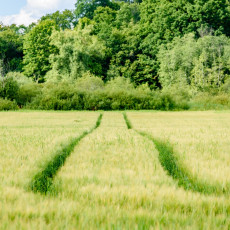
<box><xmin>158</xmin><ymin>33</ymin><xmax>230</xmax><ymax>91</ymax></box>
<box><xmin>23</xmin><ymin>20</ymin><xmax>57</xmax><ymax>82</ymax></box>
<box><xmin>46</xmin><ymin>26</ymin><xmax>106</xmax><ymax>82</ymax></box>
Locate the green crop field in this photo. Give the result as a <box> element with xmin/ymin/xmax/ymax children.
<box><xmin>0</xmin><ymin>111</ymin><xmax>230</xmax><ymax>229</ymax></box>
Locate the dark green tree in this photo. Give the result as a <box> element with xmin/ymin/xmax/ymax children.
<box><xmin>140</xmin><ymin>0</ymin><xmax>230</xmax><ymax>41</ymax></box>
<box><xmin>75</xmin><ymin>0</ymin><xmax>118</xmax><ymax>19</ymax></box>
<box><xmin>0</xmin><ymin>28</ymin><xmax>23</xmax><ymax>72</ymax></box>
<box><xmin>91</xmin><ymin>3</ymin><xmax>144</xmax><ymax>84</ymax></box>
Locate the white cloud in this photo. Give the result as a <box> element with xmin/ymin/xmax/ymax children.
<box><xmin>27</xmin><ymin>0</ymin><xmax>60</xmax><ymax>11</ymax></box>
<box><xmin>0</xmin><ymin>0</ymin><xmax>75</xmax><ymax>26</ymax></box>
<box><xmin>0</xmin><ymin>9</ymin><xmax>36</xmax><ymax>26</ymax></box>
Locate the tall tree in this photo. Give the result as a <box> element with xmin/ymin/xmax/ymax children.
<box><xmin>46</xmin><ymin>26</ymin><xmax>106</xmax><ymax>82</ymax></box>
<box><xmin>0</xmin><ymin>28</ymin><xmax>23</xmax><ymax>72</ymax></box>
<box><xmin>158</xmin><ymin>33</ymin><xmax>230</xmax><ymax>90</ymax></box>
<box><xmin>23</xmin><ymin>20</ymin><xmax>57</xmax><ymax>82</ymax></box>
<box><xmin>91</xmin><ymin>3</ymin><xmax>145</xmax><ymax>84</ymax></box>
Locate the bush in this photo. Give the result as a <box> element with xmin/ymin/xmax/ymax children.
<box><xmin>0</xmin><ymin>77</ymin><xmax>19</xmax><ymax>101</ymax></box>
<box><xmin>26</xmin><ymin>77</ymin><xmax>192</xmax><ymax>111</ymax></box>
<box><xmin>189</xmin><ymin>92</ymin><xmax>230</xmax><ymax>110</ymax></box>
<box><xmin>0</xmin><ymin>98</ymin><xmax>18</xmax><ymax>111</ymax></box>
<box><xmin>1</xmin><ymin>74</ymin><xmax>229</xmax><ymax>111</ymax></box>
<box><xmin>29</xmin><ymin>82</ymin><xmax>84</xmax><ymax>110</ymax></box>
<box><xmin>75</xmin><ymin>72</ymin><xmax>104</xmax><ymax>92</ymax></box>
<box><xmin>221</xmin><ymin>78</ymin><xmax>230</xmax><ymax>93</ymax></box>
<box><xmin>0</xmin><ymin>73</ymin><xmax>40</xmax><ymax>108</ymax></box>
<box><xmin>6</xmin><ymin>72</ymin><xmax>32</xmax><ymax>86</ymax></box>
<box><xmin>17</xmin><ymin>83</ymin><xmax>41</xmax><ymax>107</ymax></box>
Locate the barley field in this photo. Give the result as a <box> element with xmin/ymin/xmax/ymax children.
<box><xmin>0</xmin><ymin>111</ymin><xmax>230</xmax><ymax>229</ymax></box>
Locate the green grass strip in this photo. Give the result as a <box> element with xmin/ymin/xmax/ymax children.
<box><xmin>30</xmin><ymin>113</ymin><xmax>103</xmax><ymax>194</ymax></box>
<box><xmin>123</xmin><ymin>113</ymin><xmax>228</xmax><ymax>196</ymax></box>
<box><xmin>123</xmin><ymin>112</ymin><xmax>132</xmax><ymax>129</ymax></box>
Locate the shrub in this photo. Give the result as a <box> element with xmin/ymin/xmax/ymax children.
<box><xmin>75</xmin><ymin>72</ymin><xmax>104</xmax><ymax>92</ymax></box>
<box><xmin>0</xmin><ymin>77</ymin><xmax>19</xmax><ymax>101</ymax></box>
<box><xmin>6</xmin><ymin>72</ymin><xmax>32</xmax><ymax>86</ymax></box>
<box><xmin>30</xmin><ymin>82</ymin><xmax>84</xmax><ymax>110</ymax></box>
<box><xmin>26</xmin><ymin>77</ymin><xmax>192</xmax><ymax>111</ymax></box>
<box><xmin>221</xmin><ymin>78</ymin><xmax>230</xmax><ymax>93</ymax></box>
<box><xmin>17</xmin><ymin>83</ymin><xmax>41</xmax><ymax>107</ymax></box>
<box><xmin>189</xmin><ymin>92</ymin><xmax>230</xmax><ymax>110</ymax></box>
<box><xmin>0</xmin><ymin>98</ymin><xmax>18</xmax><ymax>110</ymax></box>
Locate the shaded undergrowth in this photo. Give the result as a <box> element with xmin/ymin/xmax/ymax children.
<box><xmin>123</xmin><ymin>113</ymin><xmax>228</xmax><ymax>196</ymax></box>
<box><xmin>29</xmin><ymin>113</ymin><xmax>103</xmax><ymax>194</ymax></box>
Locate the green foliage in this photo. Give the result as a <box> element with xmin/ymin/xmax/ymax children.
<box><xmin>0</xmin><ymin>98</ymin><xmax>18</xmax><ymax>110</ymax></box>
<box><xmin>2</xmin><ymin>74</ymin><xmax>230</xmax><ymax>111</ymax></box>
<box><xmin>75</xmin><ymin>0</ymin><xmax>118</xmax><ymax>19</ymax></box>
<box><xmin>136</xmin><ymin>0</ymin><xmax>230</xmax><ymax>85</ymax></box>
<box><xmin>1</xmin><ymin>0</ymin><xmax>230</xmax><ymax>110</ymax></box>
<box><xmin>6</xmin><ymin>72</ymin><xmax>32</xmax><ymax>85</ymax></box>
<box><xmin>29</xmin><ymin>81</ymin><xmax>82</xmax><ymax>110</ymax></box>
<box><xmin>75</xmin><ymin>72</ymin><xmax>104</xmax><ymax>91</ymax></box>
<box><xmin>115</xmin><ymin>2</ymin><xmax>140</xmax><ymax>27</ymax></box>
<box><xmin>0</xmin><ymin>22</ymin><xmax>36</xmax><ymax>35</ymax></box>
<box><xmin>91</xmin><ymin>3</ymin><xmax>150</xmax><ymax>85</ymax></box>
<box><xmin>105</xmin><ymin>76</ymin><xmax>134</xmax><ymax>91</ymax></box>
<box><xmin>105</xmin><ymin>3</ymin><xmax>159</xmax><ymax>87</ymax></box>
<box><xmin>2</xmin><ymin>72</ymin><xmax>40</xmax><ymax>107</ymax></box>
<box><xmin>17</xmin><ymin>83</ymin><xmax>41</xmax><ymax>107</ymax></box>
<box><xmin>0</xmin><ymin>76</ymin><xmax>19</xmax><ymax>101</ymax></box>
<box><xmin>28</xmin><ymin>77</ymin><xmax>189</xmax><ymax>111</ymax></box>
<box><xmin>158</xmin><ymin>33</ymin><xmax>230</xmax><ymax>91</ymax></box>
<box><xmin>140</xmin><ymin>0</ymin><xmax>230</xmax><ymax>40</ymax></box>
<box><xmin>23</xmin><ymin>20</ymin><xmax>58</xmax><ymax>82</ymax></box>
<box><xmin>0</xmin><ymin>28</ymin><xmax>23</xmax><ymax>72</ymax></box>
<box><xmin>46</xmin><ymin>26</ymin><xmax>106</xmax><ymax>82</ymax></box>
<box><xmin>221</xmin><ymin>77</ymin><xmax>230</xmax><ymax>93</ymax></box>
<box><xmin>190</xmin><ymin>92</ymin><xmax>230</xmax><ymax>110</ymax></box>
<box><xmin>42</xmin><ymin>0</ymin><xmax>230</xmax><ymax>89</ymax></box>
<box><xmin>40</xmin><ymin>10</ymin><xmax>77</xmax><ymax>30</ymax></box>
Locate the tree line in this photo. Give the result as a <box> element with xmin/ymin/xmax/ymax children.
<box><xmin>0</xmin><ymin>0</ymin><xmax>230</xmax><ymax>110</ymax></box>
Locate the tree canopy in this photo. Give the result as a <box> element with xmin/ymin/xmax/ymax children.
<box><xmin>0</xmin><ymin>28</ymin><xmax>23</xmax><ymax>73</ymax></box>
<box><xmin>1</xmin><ymin>0</ymin><xmax>230</xmax><ymax>90</ymax></box>
<box><xmin>23</xmin><ymin>20</ymin><xmax>57</xmax><ymax>82</ymax></box>
<box><xmin>40</xmin><ymin>10</ymin><xmax>77</xmax><ymax>30</ymax></box>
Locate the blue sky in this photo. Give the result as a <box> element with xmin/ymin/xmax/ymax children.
<box><xmin>0</xmin><ymin>0</ymin><xmax>27</xmax><ymax>16</ymax></box>
<box><xmin>0</xmin><ymin>0</ymin><xmax>76</xmax><ymax>26</ymax></box>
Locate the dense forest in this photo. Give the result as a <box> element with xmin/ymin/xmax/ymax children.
<box><xmin>1</xmin><ymin>0</ymin><xmax>230</xmax><ymax>111</ymax></box>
